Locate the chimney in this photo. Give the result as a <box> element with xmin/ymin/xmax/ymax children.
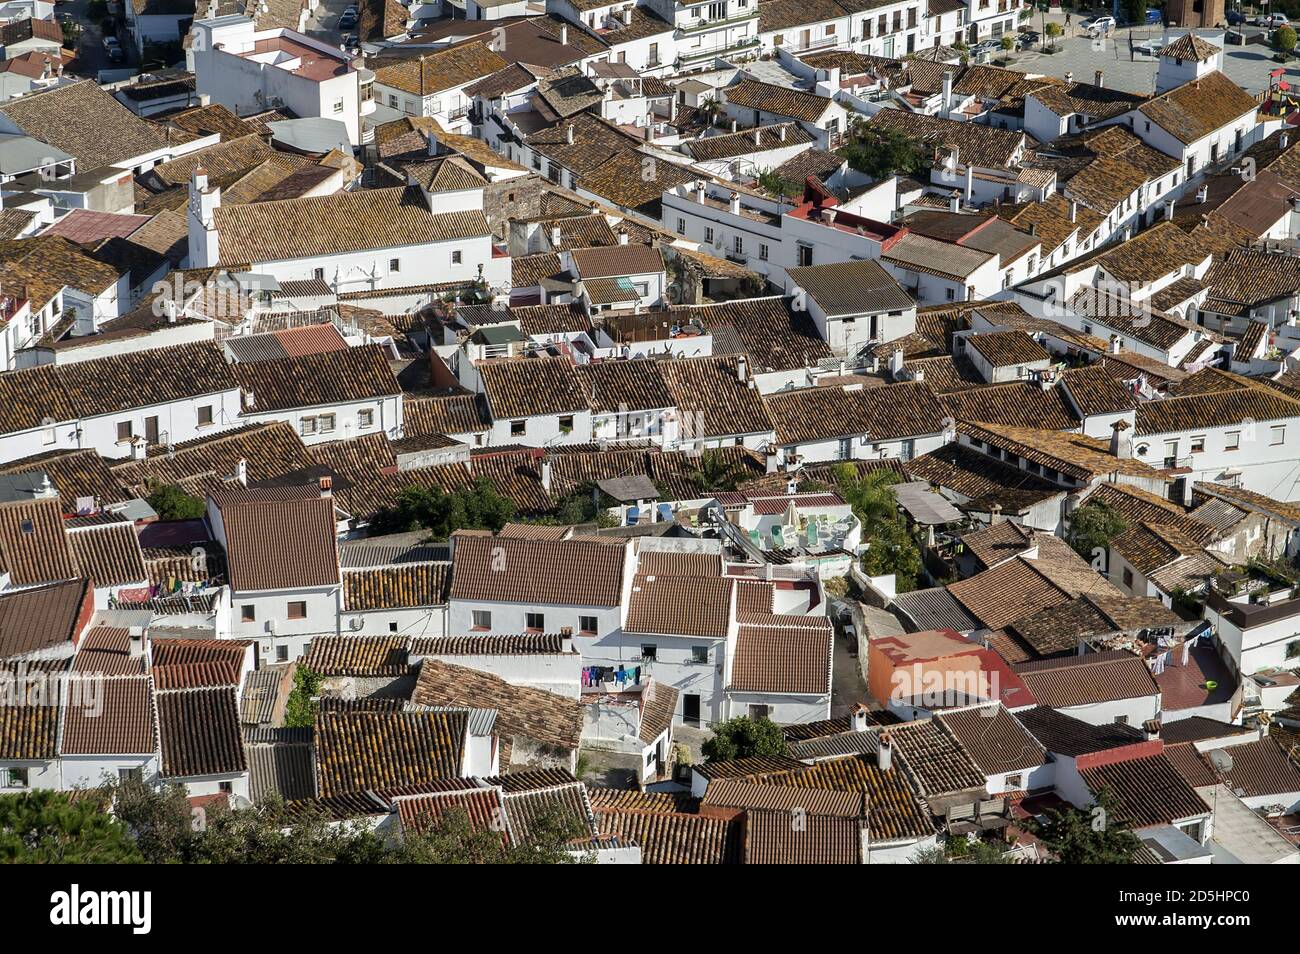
<box><xmin>541</xmin><ymin>457</ymin><xmax>552</xmax><ymax>492</ymax></box>
<box><xmin>36</xmin><ymin>473</ymin><xmax>54</xmax><ymax>499</ymax></box>
<box><xmin>1094</xmin><ymin>69</ymin><xmax>1104</xmax><ymax>88</ymax></box>
<box><xmin>779</xmin><ymin>125</ymin><xmax>787</xmax><ymax>142</ymax></box>
<box><xmin>1110</xmin><ymin>333</ymin><xmax>1122</xmax><ymax>355</ymax></box>
<box><xmin>753</xmin><ymin>127</ymin><xmax>762</xmax><ymax>146</ymax></box>
<box><xmin>948</xmin><ymin>190</ymin><xmax>960</xmax><ymax>213</ymax></box>
<box><xmin>560</xmin><ymin>626</ymin><xmax>574</xmax><ymax>654</ymax></box>
<box><xmin>1110</xmin><ymin>418</ymin><xmax>1133</xmax><ymax>459</ymax></box>
<box><xmin>765</xmin><ymin>447</ymin><xmax>778</xmax><ymax>474</ymax></box>
<box><xmin>623</xmin><ymin>6</ymin><xmax>632</xmax><ymax>24</ymax></box>
<box><xmin>889</xmin><ymin>346</ymin><xmax>905</xmax><ymax>379</ymax></box>
<box><xmin>991</xmin><ymin>502</ymin><xmax>1003</xmax><ymax>524</ymax></box>
<box><xmin>550</xmin><ymin>225</ymin><xmax>562</xmax><ymax>248</ymax></box>
<box><xmin>1028</xmin><ymin>223</ymin><xmax>1037</xmax><ymax>237</ymax></box>
<box><xmin>319</xmin><ymin>475</ymin><xmax>332</xmax><ymax>497</ymax></box>
<box><xmin>1164</xmin><ymin>199</ymin><xmax>1175</xmax><ymax>221</ymax></box>
<box><xmin>1142</xmin><ymin>719</ymin><xmax>1161</xmax><ymax>742</ymax></box>
<box><xmin>878</xmin><ymin>732</ymin><xmax>893</xmax><ymax>772</ymax></box>
<box><xmin>942</xmin><ymin>70</ymin><xmax>953</xmax><ymax>112</ymax></box>
<box><xmin>560</xmin><ymin>24</ymin><xmax>568</xmax><ymax>45</ymax></box>
<box><xmin>851</xmin><ymin>704</ymin><xmax>870</xmax><ymax>732</ymax></box>
<box><xmin>566</xmin><ymin>124</ymin><xmax>575</xmax><ymax>145</ymax></box>
<box><xmin>729</xmin><ymin>192</ymin><xmax>740</xmax><ymax>215</ymax></box>
<box><xmin>426</xmin><ymin>128</ymin><xmax>440</xmax><ymax>156</ymax></box>
<box><xmin>730</xmin><ymin>118</ymin><xmax>738</xmax><ymax>133</ymax></box>
<box><xmin>617</xmin><ymin>228</ymin><xmax>629</xmax><ymax>245</ymax></box>
<box><xmin>1196</xmin><ymin>184</ymin><xmax>1209</xmax><ymax>203</ymax></box>
<box><xmin>235</xmin><ymin>458</ymin><xmax>248</xmax><ymax>487</ymax></box>
<box><xmin>1064</xmin><ymin>71</ymin><xmax>1073</xmax><ymax>84</ymax></box>
<box><xmin>130</xmin><ymin>438</ymin><xmax>147</xmax><ymax>462</ymax></box>
<box><xmin>1069</xmin><ymin>198</ymin><xmax>1078</xmax><ymax>223</ymax></box>
<box><xmin>1282</xmin><ymin>133</ymin><xmax>1291</xmax><ymax>150</ymax></box>
<box><xmin>965</xmin><ymin>164</ymin><xmax>973</xmax><ymax>202</ymax></box>
<box><xmin>735</xmin><ymin>355</ymin><xmax>748</xmax><ymax>383</ymax></box>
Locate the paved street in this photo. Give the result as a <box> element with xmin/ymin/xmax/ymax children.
<box><xmin>1006</xmin><ymin>12</ymin><xmax>1290</xmax><ymax>95</ymax></box>
<box><xmin>304</xmin><ymin>0</ymin><xmax>357</xmax><ymax>48</ymax></box>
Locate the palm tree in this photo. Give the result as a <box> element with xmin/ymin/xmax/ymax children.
<box><xmin>833</xmin><ymin>464</ymin><xmax>901</xmax><ymax>532</ymax></box>
<box><xmin>689</xmin><ymin>449</ymin><xmax>745</xmax><ymax>494</ymax></box>
<box><xmin>699</xmin><ymin>95</ymin><xmax>723</xmax><ymax>126</ymax></box>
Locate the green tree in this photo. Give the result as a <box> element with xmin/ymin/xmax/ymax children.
<box><xmin>0</xmin><ymin>790</ymin><xmax>142</xmax><ymax>863</ymax></box>
<box><xmin>109</xmin><ymin>780</ymin><xmax>586</xmax><ymax>864</ymax></box>
<box><xmin>837</xmin><ymin>124</ymin><xmax>928</xmax><ymax>180</ymax></box>
<box><xmin>368</xmin><ymin>478</ymin><xmax>516</xmax><ymax>538</ymax></box>
<box><xmin>284</xmin><ymin>665</ymin><xmax>321</xmax><ymax>728</ymax></box>
<box><xmin>1023</xmin><ymin>789</ymin><xmax>1143</xmax><ymax>864</ymax></box>
<box><xmin>147</xmin><ymin>483</ymin><xmax>207</xmax><ymax>521</ymax></box>
<box><xmin>755</xmin><ymin>166</ymin><xmax>800</xmax><ymax>198</ymax></box>
<box><xmin>1045</xmin><ymin>21</ymin><xmax>1063</xmax><ymax>48</ymax></box>
<box><xmin>1119</xmin><ymin>0</ymin><xmax>1144</xmax><ymax>26</ymax></box>
<box><xmin>702</xmin><ymin>716</ymin><xmax>787</xmax><ymax>762</ymax></box>
<box><xmin>1277</xmin><ymin>25</ymin><xmax>1298</xmax><ymax>56</ymax></box>
<box><xmin>546</xmin><ymin>481</ymin><xmax>620</xmax><ymax>528</ymax></box>
<box><xmin>1066</xmin><ymin>500</ymin><xmax>1127</xmax><ymax>564</ymax></box>
<box><xmin>834</xmin><ymin>465</ymin><xmax>923</xmax><ymax>591</ymax></box>
<box><xmin>1000</xmin><ymin>34</ymin><xmax>1016</xmax><ymax>56</ymax></box>
<box><xmin>687</xmin><ymin>449</ymin><xmax>746</xmax><ymax>495</ymax></box>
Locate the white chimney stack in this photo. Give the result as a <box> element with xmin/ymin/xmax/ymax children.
<box><xmin>878</xmin><ymin>732</ymin><xmax>893</xmax><ymax>772</ymax></box>
<box><xmin>851</xmin><ymin>704</ymin><xmax>869</xmax><ymax>732</ymax></box>
<box><xmin>566</xmin><ymin>124</ymin><xmax>574</xmax><ymax>145</ymax></box>
<box><xmin>729</xmin><ymin>192</ymin><xmax>740</xmax><ymax>215</ymax></box>
<box><xmin>560</xmin><ymin>24</ymin><xmax>568</xmax><ymax>45</ymax></box>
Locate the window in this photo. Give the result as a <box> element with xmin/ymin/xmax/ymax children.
<box><xmin>691</xmin><ymin>646</ymin><xmax>709</xmax><ymax>664</ymax></box>
<box><xmin>526</xmin><ymin>612</ymin><xmax>545</xmax><ymax>631</ymax></box>
<box><xmin>389</xmin><ymin>258</ymin><xmax>401</xmax><ymax>272</ymax></box>
<box><xmin>276</xmin><ymin>645</ymin><xmax>289</xmax><ymax>662</ymax></box>
<box><xmin>451</xmin><ymin>250</ymin><xmax>463</xmax><ymax>265</ymax></box>
<box><xmin>301</xmin><ymin>417</ymin><xmax>317</xmax><ymax>437</ymax></box>
<box><xmin>945</xmin><ymin>287</ymin><xmax>956</xmax><ymax>301</ymax></box>
<box><xmin>1225</xmin><ymin>430</ymin><xmax>1241</xmax><ymax>451</ymax></box>
<box><xmin>579</xmin><ymin>615</ymin><xmax>598</xmax><ymax>635</ymax></box>
<box><xmin>5</xmin><ymin>768</ymin><xmax>29</xmax><ymax>788</ymax></box>
<box><xmin>704</xmin><ymin>226</ymin><xmax>714</xmax><ymax>243</ymax></box>
<box><xmin>42</xmin><ymin>424</ymin><xmax>55</xmax><ymax>446</ymax></box>
<box><xmin>559</xmin><ymin>415</ymin><xmax>574</xmax><ymax>433</ymax></box>
<box><xmin>797</xmin><ymin>244</ymin><xmax>813</xmax><ymax>266</ymax></box>
<box><xmin>388</xmin><ymin>93</ymin><xmax>399</xmax><ymax>108</ymax></box>
<box><xmin>241</xmin><ymin>605</ymin><xmax>255</xmax><ymax>623</ymax></box>
<box><xmin>676</xmin><ymin>217</ymin><xmax>686</xmax><ymax>233</ymax></box>
<box><xmin>1005</xmin><ymin>773</ymin><xmax>1023</xmax><ymax>790</ymax></box>
<box><xmin>332</xmin><ymin>98</ymin><xmax>344</xmax><ymax>114</ymax></box>
<box><xmin>218</xmin><ymin>781</ymin><xmax>233</xmax><ymax>794</ymax></box>
<box><xmin>1271</xmin><ymin>425</ymin><xmax>1286</xmax><ymax>446</ymax></box>
<box><xmin>758</xmin><ymin>243</ymin><xmax>769</xmax><ymax>261</ymax></box>
<box><xmin>1123</xmin><ymin>567</ymin><xmax>1134</xmax><ymax>588</ymax></box>
<box><xmin>197</xmin><ymin>405</ymin><xmax>214</xmax><ymax>427</ymax></box>
<box><xmin>314</xmin><ymin>267</ymin><xmax>325</xmax><ymax>281</ymax></box>
<box><xmin>472</xmin><ymin>610</ymin><xmax>492</xmax><ymax>630</ymax></box>
<box><xmin>733</xmin><ymin>236</ymin><xmax>744</xmax><ymax>254</ymax></box>
<box><xmin>287</xmin><ymin>601</ymin><xmax>307</xmax><ymax>620</ymax></box>
<box><xmin>748</xmin><ymin>704</ymin><xmax>771</xmax><ymax>719</ymax></box>
<box><xmin>358</xmin><ymin>409</ymin><xmax>374</xmax><ymax>429</ymax></box>
<box><xmin>1190</xmin><ymin>435</ymin><xmax>1205</xmax><ymax>454</ymax></box>
<box><xmin>116</xmin><ymin>421</ymin><xmax>133</xmax><ymax>442</ymax></box>
<box><xmin>318</xmin><ymin>414</ymin><xmax>336</xmax><ymax>434</ymax></box>
<box><xmin>510</xmin><ymin>420</ymin><xmax>526</xmax><ymax>437</ymax></box>
<box><xmin>1114</xmin><ymin>715</ymin><xmax>1129</xmax><ymax>725</ymax></box>
<box><xmin>118</xmin><ymin>768</ymin><xmax>142</xmax><ymax>783</ymax></box>
<box><xmin>640</xmin><ymin>643</ymin><xmax>658</xmax><ymax>660</ymax></box>
<box><xmin>145</xmin><ymin>416</ymin><xmax>160</xmax><ymax>445</ymax></box>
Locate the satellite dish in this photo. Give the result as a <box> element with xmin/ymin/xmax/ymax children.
<box><xmin>1207</xmin><ymin>749</ymin><xmax>1234</xmax><ymax>775</ymax></box>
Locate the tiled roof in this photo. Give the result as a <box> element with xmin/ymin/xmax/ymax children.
<box><xmin>1014</xmin><ymin>649</ymin><xmax>1159</xmax><ymax>708</ymax></box>
<box><xmin>1080</xmin><ymin>752</ymin><xmax>1211</xmax><ymax>827</ymax></box>
<box><xmin>0</xmin><ymin>341</ymin><xmax>237</xmax><ymax>434</ymax></box>
<box><xmin>1140</xmin><ymin>70</ymin><xmax>1255</xmax><ymax>146</ymax></box>
<box><xmin>478</xmin><ymin>355</ymin><xmax>587</xmax><ymax>420</ymax></box>
<box><xmin>958</xmin><ymin>421</ymin><xmax>1155</xmax><ymax>482</ymax></box>
<box><xmin>155</xmin><ymin>686</ymin><xmax>246</xmax><ymax>778</ymax></box>
<box><xmin>752</xmin><ymin>754</ymin><xmax>935</xmax><ymax>842</ymax></box>
<box><xmin>723</xmin><ymin>79</ymin><xmax>833</xmax><ymax>124</ymax></box>
<box><xmin>1135</xmin><ymin>384</ymin><xmax>1300</xmax><ymax>436</ymax></box>
<box><xmin>404</xmin><ymin>393</ymin><xmax>491</xmax><ymax>437</ymax></box>
<box><xmin>963</xmin><ymin>330</ymin><xmax>1050</xmax><ymax>367</ymax></box>
<box><xmin>700</xmin><ymin>778</ymin><xmax>863</xmax><ymax>817</ymax></box>
<box><xmin>411</xmin><ymin>632</ymin><xmax>564</xmax><ymax>656</ymax></box>
<box><xmin>785</xmin><ymin>258</ymin><xmax>914</xmax><ymax>317</ymax></box>
<box><xmin>595</xmin><ymin>809</ymin><xmax>743</xmax><ymax>863</ymax></box>
<box><xmin>302</xmin><ymin>635</ymin><xmax>412</xmax><ymax>677</ymax></box>
<box><xmin>941</xmin><ymin>381</ymin><xmax>1081</xmax><ymax>431</ymax></box>
<box><xmin>589</xmin><ymin>787</ymin><xmax>698</xmax><ymax>814</ymax></box>
<box><xmin>766</xmin><ymin>381</ymin><xmax>946</xmax><ymax>446</ymax></box>
<box><xmin>214</xmin><ymin>187</ymin><xmax>487</xmax><ymax>265</ymax></box>
<box><xmin>61</xmin><ymin>675</ymin><xmax>155</xmax><ymax>756</ymax></box>
<box><xmin>0</xmin><ymin>497</ymin><xmax>77</xmax><ymax>587</ymax></box>
<box><xmin>1189</xmin><ymin>737</ymin><xmax>1300</xmax><ymax>798</ymax></box>
<box><xmin>66</xmin><ymin>523</ymin><xmax>147</xmax><ymax>588</ymax></box>
<box><xmin>906</xmin><ymin>440</ymin><xmax>1064</xmax><ymax>513</ymax></box>
<box><xmin>235</xmin><ymin>343</ymin><xmax>400</xmax><ymax>413</ymax></box>
<box><xmin>869</xmin><ymin>108</ymin><xmax>1024</xmax><ymax>168</ymax></box>
<box><xmin>729</xmin><ymin>620</ymin><xmax>832</xmax><ymax>695</ymax></box>
<box><xmin>315</xmin><ymin>706</ymin><xmax>466</xmax><ymax>797</ymax></box>
<box><xmin>1060</xmin><ymin>364</ymin><xmax>1138</xmax><ymax>417</ymax></box>
<box><xmin>214</xmin><ymin>492</ymin><xmax>340</xmax><ymax>593</ymax></box>
<box><xmin>1017</xmin><ymin>705</ymin><xmax>1146</xmax><ymax>756</ymax></box>
<box><xmin>625</xmin><ymin>573</ymin><xmax>732</xmax><ymax>638</ymax></box>
<box><xmin>744</xmin><ymin>810</ymin><xmax>863</xmax><ymax>864</ymax></box>
<box><xmin>373</xmin><ymin>42</ymin><xmax>508</xmax><ymax>97</ymax></box>
<box><xmin>937</xmin><ymin>704</ymin><xmax>1046</xmax><ymax>777</ymax></box>
<box><xmin>684</xmin><ymin>123</ymin><xmax>814</xmax><ymax>162</ymax></box>
<box><xmin>676</xmin><ymin>296</ymin><xmax>834</xmax><ymax>373</ymax></box>
<box><xmin>343</xmin><ymin>563</ymin><xmax>451</xmax><ymax>611</ymax></box>
<box><xmin>245</xmin><ymin>738</ymin><xmax>317</xmax><ymax>803</ymax></box>
<box><xmin>947</xmin><ymin>558</ymin><xmax>1072</xmax><ymax>630</ymax></box>
<box><xmin>449</xmin><ymin>531</ymin><xmax>625</xmax><ymax>606</ymax></box>
<box><xmin>658</xmin><ymin>356</ymin><xmax>773</xmax><ymax>440</ymax></box>
<box><xmin>1159</xmin><ymin>32</ymin><xmax>1221</xmax><ymax>62</ymax></box>
<box><xmin>0</xmin><ymin>692</ymin><xmax>58</xmax><ymax>759</ymax></box>
<box><xmin>413</xmin><ymin>659</ymin><xmax>583</xmax><ymax>759</ymax></box>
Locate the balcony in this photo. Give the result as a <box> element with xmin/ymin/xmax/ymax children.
<box><xmin>677</xmin><ymin>35</ymin><xmax>761</xmax><ymax>65</ymax></box>
<box><xmin>678</xmin><ymin>10</ymin><xmax>759</xmax><ymax>35</ymax></box>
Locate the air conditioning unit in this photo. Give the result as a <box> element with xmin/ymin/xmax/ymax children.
<box><xmin>265</xmin><ymin>619</ymin><xmax>277</xmax><ymax>634</ymax></box>
<box><xmin>349</xmin><ymin>617</ymin><xmax>364</xmax><ymax>632</ymax></box>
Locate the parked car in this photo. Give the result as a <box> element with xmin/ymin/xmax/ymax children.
<box><xmin>1133</xmin><ymin>36</ymin><xmax>1166</xmax><ymax>56</ymax></box>
<box><xmin>1081</xmin><ymin>14</ymin><xmax>1116</xmax><ymax>35</ymax></box>
<box><xmin>341</xmin><ymin>32</ymin><xmax>359</xmax><ymax>48</ymax></box>
<box><xmin>103</xmin><ymin>35</ymin><xmax>120</xmax><ymax>52</ymax></box>
<box><xmin>1257</xmin><ymin>13</ymin><xmax>1290</xmax><ymax>27</ymax></box>
<box><xmin>338</xmin><ymin>8</ymin><xmax>358</xmax><ymax>28</ymax></box>
<box><xmin>1226</xmin><ymin>9</ymin><xmax>1246</xmax><ymax>25</ymax></box>
<box><xmin>969</xmin><ymin>37</ymin><xmax>1003</xmax><ymax>59</ymax></box>
<box><xmin>107</xmin><ymin>46</ymin><xmax>125</xmax><ymax>64</ymax></box>
<box><xmin>1018</xmin><ymin>29</ymin><xmax>1041</xmax><ymax>47</ymax></box>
